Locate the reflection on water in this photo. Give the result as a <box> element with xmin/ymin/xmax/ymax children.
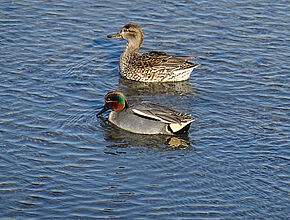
<box><xmin>98</xmin><ymin>116</ymin><xmax>193</xmax><ymax>150</ymax></box>
<box><xmin>119</xmin><ymin>77</ymin><xmax>198</xmax><ymax>98</ymax></box>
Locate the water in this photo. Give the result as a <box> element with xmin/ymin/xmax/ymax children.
<box><xmin>0</xmin><ymin>0</ymin><xmax>289</xmax><ymax>219</ymax></box>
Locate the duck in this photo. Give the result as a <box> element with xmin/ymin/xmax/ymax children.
<box><xmin>107</xmin><ymin>23</ymin><xmax>199</xmax><ymax>82</ymax></box>
<box><xmin>97</xmin><ymin>91</ymin><xmax>195</xmax><ymax>135</ymax></box>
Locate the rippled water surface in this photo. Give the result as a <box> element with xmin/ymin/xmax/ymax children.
<box><xmin>1</xmin><ymin>0</ymin><xmax>289</xmax><ymax>219</ymax></box>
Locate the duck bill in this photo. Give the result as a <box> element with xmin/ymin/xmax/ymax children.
<box><xmin>107</xmin><ymin>32</ymin><xmax>122</xmax><ymax>38</ymax></box>
<box><xmin>97</xmin><ymin>106</ymin><xmax>109</xmax><ymax>117</ymax></box>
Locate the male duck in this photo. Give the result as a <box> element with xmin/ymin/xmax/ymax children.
<box><xmin>107</xmin><ymin>23</ymin><xmax>199</xmax><ymax>82</ymax></box>
<box><xmin>97</xmin><ymin>91</ymin><xmax>195</xmax><ymax>135</ymax></box>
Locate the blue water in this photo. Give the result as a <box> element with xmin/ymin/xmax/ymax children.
<box><xmin>0</xmin><ymin>0</ymin><xmax>289</xmax><ymax>219</ymax></box>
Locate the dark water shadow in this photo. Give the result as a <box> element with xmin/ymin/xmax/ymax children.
<box><xmin>98</xmin><ymin>116</ymin><xmax>194</xmax><ymax>152</ymax></box>
<box><xmin>119</xmin><ymin>77</ymin><xmax>198</xmax><ymax>99</ymax></box>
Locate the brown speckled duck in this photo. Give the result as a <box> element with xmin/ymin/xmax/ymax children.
<box><xmin>107</xmin><ymin>23</ymin><xmax>200</xmax><ymax>82</ymax></box>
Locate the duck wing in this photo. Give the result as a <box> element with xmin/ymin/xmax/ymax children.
<box><xmin>131</xmin><ymin>102</ymin><xmax>193</xmax><ymax>124</ymax></box>
<box><xmin>134</xmin><ymin>51</ymin><xmax>196</xmax><ymax>71</ymax></box>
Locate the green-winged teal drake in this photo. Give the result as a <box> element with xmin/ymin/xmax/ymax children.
<box><xmin>107</xmin><ymin>23</ymin><xmax>199</xmax><ymax>82</ymax></box>
<box><xmin>97</xmin><ymin>91</ymin><xmax>195</xmax><ymax>135</ymax></box>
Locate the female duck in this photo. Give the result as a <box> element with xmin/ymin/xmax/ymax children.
<box><xmin>107</xmin><ymin>23</ymin><xmax>199</xmax><ymax>82</ymax></box>
<box><xmin>97</xmin><ymin>91</ymin><xmax>194</xmax><ymax>135</ymax></box>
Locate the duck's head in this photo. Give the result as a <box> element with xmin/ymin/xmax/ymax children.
<box><xmin>107</xmin><ymin>23</ymin><xmax>144</xmax><ymax>51</ymax></box>
<box><xmin>97</xmin><ymin>91</ymin><xmax>129</xmax><ymax>117</ymax></box>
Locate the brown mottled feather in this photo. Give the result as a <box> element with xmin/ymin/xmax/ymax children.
<box><xmin>108</xmin><ymin>23</ymin><xmax>199</xmax><ymax>82</ymax></box>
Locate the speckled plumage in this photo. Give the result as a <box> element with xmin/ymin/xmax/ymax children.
<box><xmin>97</xmin><ymin>91</ymin><xmax>195</xmax><ymax>135</ymax></box>
<box><xmin>108</xmin><ymin>23</ymin><xmax>199</xmax><ymax>82</ymax></box>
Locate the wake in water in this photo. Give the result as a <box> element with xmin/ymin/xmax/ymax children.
<box><xmin>53</xmin><ymin>58</ymin><xmax>103</xmax><ymax>132</ymax></box>
<box><xmin>57</xmin><ymin>110</ymin><xmax>97</xmax><ymax>132</ymax></box>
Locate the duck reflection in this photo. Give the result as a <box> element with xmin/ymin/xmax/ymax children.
<box><xmin>98</xmin><ymin>116</ymin><xmax>194</xmax><ymax>151</ymax></box>
<box><xmin>119</xmin><ymin>77</ymin><xmax>198</xmax><ymax>98</ymax></box>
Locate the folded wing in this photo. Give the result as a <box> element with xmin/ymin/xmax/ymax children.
<box><xmin>132</xmin><ymin>102</ymin><xmax>194</xmax><ymax>125</ymax></box>
<box><xmin>134</xmin><ymin>51</ymin><xmax>196</xmax><ymax>72</ymax></box>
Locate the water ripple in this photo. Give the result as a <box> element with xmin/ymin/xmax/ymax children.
<box><xmin>1</xmin><ymin>0</ymin><xmax>289</xmax><ymax>219</ymax></box>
